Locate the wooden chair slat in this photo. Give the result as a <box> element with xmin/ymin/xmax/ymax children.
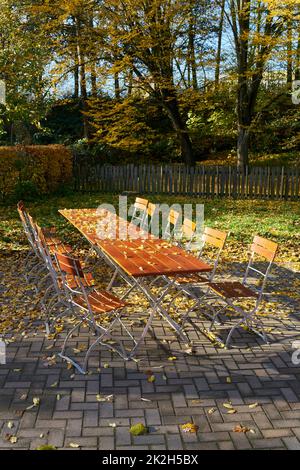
<box><xmin>202</xmin><ymin>233</ymin><xmax>225</xmax><ymax>249</ymax></box>
<box><xmin>250</xmin><ymin>243</ymin><xmax>276</xmax><ymax>262</ymax></box>
<box><xmin>204</xmin><ymin>226</ymin><xmax>227</xmax><ymax>241</ymax></box>
<box><xmin>253</xmin><ymin>235</ymin><xmax>278</xmax><ymax>253</ymax></box>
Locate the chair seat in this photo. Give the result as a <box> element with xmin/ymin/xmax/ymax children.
<box><xmin>170</xmin><ymin>273</ymin><xmax>209</xmax><ymax>285</ymax></box>
<box><xmin>74</xmin><ymin>290</ymin><xmax>126</xmax><ymax>314</ymax></box>
<box><xmin>208</xmin><ymin>281</ymin><xmax>257</xmax><ymax>299</ymax></box>
<box><xmin>46</xmin><ymin>237</ymin><xmax>73</xmax><ymax>254</ymax></box>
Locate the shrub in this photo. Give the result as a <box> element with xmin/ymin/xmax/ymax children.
<box><xmin>0</xmin><ymin>145</ymin><xmax>72</xmax><ymax>201</ymax></box>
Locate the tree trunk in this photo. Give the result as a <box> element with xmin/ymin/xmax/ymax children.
<box><xmin>287</xmin><ymin>17</ymin><xmax>293</xmax><ymax>88</ymax></box>
<box><xmin>76</xmin><ymin>16</ymin><xmax>89</xmax><ymax>139</ymax></box>
<box><xmin>91</xmin><ymin>65</ymin><xmax>97</xmax><ymax>97</ymax></box>
<box><xmin>163</xmin><ymin>91</ymin><xmax>194</xmax><ymax>165</ymax></box>
<box><xmin>188</xmin><ymin>6</ymin><xmax>197</xmax><ymax>90</ymax></box>
<box><xmin>237</xmin><ymin>125</ymin><xmax>249</xmax><ymax>168</ymax></box>
<box><xmin>114</xmin><ymin>71</ymin><xmax>121</xmax><ymax>99</ymax></box>
<box><xmin>295</xmin><ymin>9</ymin><xmax>300</xmax><ymax>80</ymax></box>
<box><xmin>127</xmin><ymin>68</ymin><xmax>133</xmax><ymax>96</ymax></box>
<box><xmin>215</xmin><ymin>0</ymin><xmax>225</xmax><ymax>88</ymax></box>
<box><xmin>74</xmin><ymin>59</ymin><xmax>79</xmax><ymax>98</ymax></box>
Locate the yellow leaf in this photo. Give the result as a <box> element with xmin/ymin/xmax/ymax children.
<box><xmin>181</xmin><ymin>423</ymin><xmax>199</xmax><ymax>434</ymax></box>
<box><xmin>69</xmin><ymin>442</ymin><xmax>80</xmax><ymax>448</ymax></box>
<box><xmin>223</xmin><ymin>402</ymin><xmax>233</xmax><ymax>409</ymax></box>
<box><xmin>147</xmin><ymin>375</ymin><xmax>155</xmax><ymax>383</ymax></box>
<box><xmin>249</xmin><ymin>402</ymin><xmax>258</xmax><ymax>409</ymax></box>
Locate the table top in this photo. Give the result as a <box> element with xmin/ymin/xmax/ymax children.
<box><xmin>59</xmin><ymin>208</ymin><xmax>151</xmax><ymax>243</ymax></box>
<box><xmin>98</xmin><ymin>238</ymin><xmax>211</xmax><ymax>278</ymax></box>
<box><xmin>59</xmin><ymin>208</ymin><xmax>212</xmax><ymax>277</ymax></box>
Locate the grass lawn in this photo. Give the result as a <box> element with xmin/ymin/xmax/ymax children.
<box><xmin>0</xmin><ymin>192</ymin><xmax>299</xmax><ymax>268</ymax></box>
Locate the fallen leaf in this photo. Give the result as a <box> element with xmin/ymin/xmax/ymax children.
<box><xmin>69</xmin><ymin>442</ymin><xmax>80</xmax><ymax>448</ymax></box>
<box><xmin>36</xmin><ymin>445</ymin><xmax>56</xmax><ymax>450</ymax></box>
<box><xmin>248</xmin><ymin>402</ymin><xmax>258</xmax><ymax>409</ymax></box>
<box><xmin>223</xmin><ymin>402</ymin><xmax>233</xmax><ymax>409</ymax></box>
<box><xmin>147</xmin><ymin>375</ymin><xmax>155</xmax><ymax>383</ymax></box>
<box><xmin>233</xmin><ymin>424</ymin><xmax>251</xmax><ymax>433</ymax></box>
<box><xmin>181</xmin><ymin>423</ymin><xmax>199</xmax><ymax>434</ymax></box>
<box><xmin>168</xmin><ymin>356</ymin><xmax>177</xmax><ymax>361</ymax></box>
<box><xmin>129</xmin><ymin>423</ymin><xmax>148</xmax><ymax>436</ymax></box>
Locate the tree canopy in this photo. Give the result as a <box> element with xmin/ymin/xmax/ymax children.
<box><xmin>0</xmin><ymin>0</ymin><xmax>299</xmax><ymax>166</ymax></box>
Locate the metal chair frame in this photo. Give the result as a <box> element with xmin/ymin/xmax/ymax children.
<box><xmin>54</xmin><ymin>252</ymin><xmax>136</xmax><ymax>373</ymax></box>
<box><xmin>130</xmin><ymin>197</ymin><xmax>149</xmax><ymax>227</ymax></box>
<box><xmin>206</xmin><ymin>235</ymin><xmax>278</xmax><ymax>348</ymax></box>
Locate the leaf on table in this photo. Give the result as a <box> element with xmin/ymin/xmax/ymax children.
<box><xmin>7</xmin><ymin>421</ymin><xmax>14</xmax><ymax>429</ymax></box>
<box><xmin>208</xmin><ymin>408</ymin><xmax>216</xmax><ymax>415</ymax></box>
<box><xmin>226</xmin><ymin>377</ymin><xmax>232</xmax><ymax>384</ymax></box>
<box><xmin>227</xmin><ymin>409</ymin><xmax>237</xmax><ymax>414</ymax></box>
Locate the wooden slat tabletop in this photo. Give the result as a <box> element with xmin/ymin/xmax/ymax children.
<box><xmin>97</xmin><ymin>238</ymin><xmax>212</xmax><ymax>277</ymax></box>
<box><xmin>59</xmin><ymin>208</ymin><xmax>151</xmax><ymax>242</ymax></box>
<box><xmin>59</xmin><ymin>208</ymin><xmax>212</xmax><ymax>277</ymax></box>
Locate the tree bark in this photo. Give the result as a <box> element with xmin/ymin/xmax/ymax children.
<box><xmin>215</xmin><ymin>0</ymin><xmax>225</xmax><ymax>88</ymax></box>
<box><xmin>75</xmin><ymin>16</ymin><xmax>89</xmax><ymax>139</ymax></box>
<box><xmin>237</xmin><ymin>125</ymin><xmax>249</xmax><ymax>169</ymax></box>
<box><xmin>188</xmin><ymin>3</ymin><xmax>198</xmax><ymax>90</ymax></box>
<box><xmin>287</xmin><ymin>17</ymin><xmax>293</xmax><ymax>88</ymax></box>
<box><xmin>74</xmin><ymin>58</ymin><xmax>79</xmax><ymax>98</ymax></box>
<box><xmin>114</xmin><ymin>71</ymin><xmax>121</xmax><ymax>100</ymax></box>
<box><xmin>162</xmin><ymin>90</ymin><xmax>194</xmax><ymax>165</ymax></box>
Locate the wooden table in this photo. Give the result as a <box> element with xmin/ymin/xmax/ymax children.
<box><xmin>59</xmin><ymin>208</ymin><xmax>212</xmax><ymax>353</ymax></box>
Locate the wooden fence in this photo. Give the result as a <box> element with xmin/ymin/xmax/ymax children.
<box><xmin>73</xmin><ymin>164</ymin><xmax>300</xmax><ymax>200</ymax></box>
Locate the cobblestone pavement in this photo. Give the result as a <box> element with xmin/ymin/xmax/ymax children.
<box><xmin>0</xmin><ymin>259</ymin><xmax>300</xmax><ymax>450</ymax></box>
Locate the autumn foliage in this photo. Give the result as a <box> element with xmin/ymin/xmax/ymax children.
<box><xmin>0</xmin><ymin>145</ymin><xmax>72</xmax><ymax>200</ymax></box>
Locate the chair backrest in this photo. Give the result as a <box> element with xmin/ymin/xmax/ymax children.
<box><xmin>54</xmin><ymin>252</ymin><xmax>93</xmax><ymax>314</ymax></box>
<box><xmin>163</xmin><ymin>209</ymin><xmax>181</xmax><ymax>239</ymax></box>
<box><xmin>55</xmin><ymin>252</ymin><xmax>85</xmax><ymax>279</ymax></box>
<box><xmin>176</xmin><ymin>218</ymin><xmax>196</xmax><ymax>250</ymax></box>
<box><xmin>141</xmin><ymin>202</ymin><xmax>158</xmax><ymax>233</ymax></box>
<box><xmin>198</xmin><ymin>227</ymin><xmax>228</xmax><ymax>280</ymax></box>
<box><xmin>131</xmin><ymin>197</ymin><xmax>148</xmax><ymax>227</ymax></box>
<box><xmin>243</xmin><ymin>235</ymin><xmax>278</xmax><ymax>299</ymax></box>
<box><xmin>17</xmin><ymin>202</ymin><xmax>38</xmax><ymax>252</ymax></box>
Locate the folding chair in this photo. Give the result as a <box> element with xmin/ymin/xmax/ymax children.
<box><xmin>206</xmin><ymin>235</ymin><xmax>278</xmax><ymax>348</ymax></box>
<box><xmin>55</xmin><ymin>252</ymin><xmax>132</xmax><ymax>373</ymax></box>
<box><xmin>174</xmin><ymin>217</ymin><xmax>197</xmax><ymax>250</ymax></box>
<box><xmin>17</xmin><ymin>201</ymin><xmax>40</xmax><ymax>269</ymax></box>
<box><xmin>130</xmin><ymin>197</ymin><xmax>148</xmax><ymax>227</ymax></box>
<box><xmin>160</xmin><ymin>226</ymin><xmax>228</xmax><ymax>327</ymax></box>
<box><xmin>141</xmin><ymin>202</ymin><xmax>158</xmax><ymax>234</ymax></box>
<box><xmin>162</xmin><ymin>209</ymin><xmax>181</xmax><ymax>240</ymax></box>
